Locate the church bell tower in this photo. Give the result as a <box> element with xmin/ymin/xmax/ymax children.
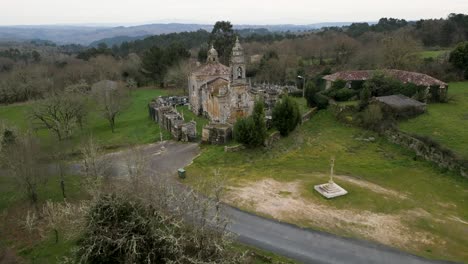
<box><xmin>230</xmin><ymin>37</ymin><xmax>246</xmax><ymax>84</ymax></box>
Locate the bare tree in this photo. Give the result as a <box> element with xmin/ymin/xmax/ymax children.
<box><xmin>79</xmin><ymin>136</ymin><xmax>109</xmax><ymax>196</ymax></box>
<box><xmin>31</xmin><ymin>92</ymin><xmax>88</xmax><ymax>140</ymax></box>
<box><xmin>164</xmin><ymin>60</ymin><xmax>193</xmax><ymax>94</ymax></box>
<box><xmin>382</xmin><ymin>31</ymin><xmax>421</xmax><ymax>69</ymax></box>
<box><xmin>92</xmin><ymin>81</ymin><xmax>130</xmax><ymax>133</ymax></box>
<box><xmin>0</xmin><ymin>131</ymin><xmax>47</xmax><ymax>212</ymax></box>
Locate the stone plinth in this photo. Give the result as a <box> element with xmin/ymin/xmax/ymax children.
<box><xmin>314</xmin><ymin>181</ymin><xmax>347</xmax><ymax>199</ymax></box>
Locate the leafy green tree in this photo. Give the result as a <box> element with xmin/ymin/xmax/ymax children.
<box><xmin>209</xmin><ymin>21</ymin><xmax>237</xmax><ymax>65</ymax></box>
<box><xmin>305</xmin><ymin>81</ymin><xmax>318</xmax><ymax>107</ymax></box>
<box><xmin>198</xmin><ymin>44</ymin><xmax>209</xmax><ymax>63</ymax></box>
<box><xmin>233</xmin><ymin>117</ymin><xmax>254</xmax><ymax>146</ymax></box>
<box><xmin>251</xmin><ymin>100</ymin><xmax>268</xmax><ymax>146</ymax></box>
<box><xmin>359</xmin><ymin>85</ymin><xmax>372</xmax><ymax>110</ymax></box>
<box><xmin>449</xmin><ymin>41</ymin><xmax>468</xmax><ymax>79</ymax></box>
<box><xmin>233</xmin><ymin>101</ymin><xmax>267</xmax><ymax>148</ymax></box>
<box><xmin>272</xmin><ymin>96</ymin><xmax>301</xmax><ymax>136</ymax></box>
<box><xmin>141</xmin><ymin>44</ymin><xmax>190</xmax><ymax>86</ymax></box>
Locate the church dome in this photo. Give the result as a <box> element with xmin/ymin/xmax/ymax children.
<box><xmin>207</xmin><ymin>45</ymin><xmax>219</xmax><ymax>63</ymax></box>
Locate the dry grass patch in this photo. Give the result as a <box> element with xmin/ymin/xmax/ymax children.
<box><xmin>225</xmin><ymin>179</ymin><xmax>437</xmax><ymax>251</ymax></box>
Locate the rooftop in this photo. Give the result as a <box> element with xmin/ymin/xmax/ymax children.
<box><xmin>374</xmin><ymin>94</ymin><xmax>426</xmax><ymax>109</ymax></box>
<box><xmin>192</xmin><ymin>62</ymin><xmax>230</xmax><ymax>76</ymax></box>
<box><xmin>323</xmin><ymin>70</ymin><xmax>447</xmax><ymax>87</ymax></box>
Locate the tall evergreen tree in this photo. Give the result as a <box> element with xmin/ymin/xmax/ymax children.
<box><xmin>272</xmin><ymin>96</ymin><xmax>301</xmax><ymax>136</ymax></box>
<box><xmin>209</xmin><ymin>21</ymin><xmax>237</xmax><ymax>65</ymax></box>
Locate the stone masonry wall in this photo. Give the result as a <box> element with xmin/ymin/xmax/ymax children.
<box><xmin>383</xmin><ymin>129</ymin><xmax>467</xmax><ymax>178</ymax></box>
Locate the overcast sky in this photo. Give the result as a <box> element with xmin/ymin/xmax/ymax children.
<box><xmin>1</xmin><ymin>0</ymin><xmax>467</xmax><ymax>26</ymax></box>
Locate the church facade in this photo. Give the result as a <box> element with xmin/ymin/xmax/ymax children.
<box><xmin>188</xmin><ymin>38</ymin><xmax>255</xmax><ymax>124</ymax></box>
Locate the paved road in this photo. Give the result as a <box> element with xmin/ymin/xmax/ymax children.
<box><xmin>87</xmin><ymin>142</ymin><xmax>457</xmax><ymax>264</ymax></box>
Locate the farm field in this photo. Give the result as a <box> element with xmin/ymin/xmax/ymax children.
<box><xmin>399</xmin><ymin>82</ymin><xmax>468</xmax><ymax>159</ymax></box>
<box><xmin>185</xmin><ymin>109</ymin><xmax>468</xmax><ymax>263</ymax></box>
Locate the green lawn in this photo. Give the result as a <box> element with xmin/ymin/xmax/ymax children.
<box><xmin>399</xmin><ymin>82</ymin><xmax>468</xmax><ymax>158</ymax></box>
<box><xmin>0</xmin><ymin>88</ymin><xmax>172</xmax><ymax>151</ymax></box>
<box><xmin>185</xmin><ymin>110</ymin><xmax>468</xmax><ymax>262</ymax></box>
<box><xmin>418</xmin><ymin>49</ymin><xmax>450</xmax><ymax>59</ymax></box>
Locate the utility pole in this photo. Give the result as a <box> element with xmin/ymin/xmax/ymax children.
<box><xmin>298</xmin><ymin>75</ymin><xmax>306</xmax><ymax>98</ymax></box>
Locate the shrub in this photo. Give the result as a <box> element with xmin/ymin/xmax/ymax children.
<box><xmin>361</xmin><ymin>104</ymin><xmax>383</xmax><ymax>130</ymax></box>
<box><xmin>358</xmin><ymin>85</ymin><xmax>371</xmax><ymax>110</ymax></box>
<box><xmin>272</xmin><ymin>96</ymin><xmax>301</xmax><ymax>136</ymax></box>
<box><xmin>314</xmin><ymin>93</ymin><xmax>330</xmax><ymax>110</ymax></box>
<box><xmin>77</xmin><ymin>193</ymin><xmax>243</xmax><ymax>264</ymax></box>
<box><xmin>332</xmin><ymin>79</ymin><xmax>347</xmax><ymax>90</ymax></box>
<box><xmin>363</xmin><ymin>73</ymin><xmax>403</xmax><ymax>97</ymax></box>
<box><xmin>233</xmin><ymin>101</ymin><xmax>267</xmax><ymax>147</ymax></box>
<box><xmin>305</xmin><ymin>81</ymin><xmax>318</xmax><ymax>107</ymax></box>
<box><xmin>251</xmin><ymin>100</ymin><xmax>268</xmax><ymax>146</ymax></box>
<box><xmin>288</xmin><ymin>90</ymin><xmax>303</xmax><ymax>97</ymax></box>
<box><xmin>335</xmin><ymin>88</ymin><xmax>357</xmax><ymax>101</ymax></box>
<box><xmin>233</xmin><ymin>117</ymin><xmax>254</xmax><ymax>146</ymax></box>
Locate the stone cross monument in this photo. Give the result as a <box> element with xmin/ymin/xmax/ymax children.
<box><xmin>314</xmin><ymin>157</ymin><xmax>348</xmax><ymax>199</ymax></box>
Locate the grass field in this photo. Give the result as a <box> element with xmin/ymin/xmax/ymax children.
<box><xmin>418</xmin><ymin>49</ymin><xmax>451</xmax><ymax>59</ymax></box>
<box><xmin>185</xmin><ymin>109</ymin><xmax>468</xmax><ymax>262</ymax></box>
<box><xmin>0</xmin><ymin>174</ymin><xmax>84</xmax><ymax>263</ymax></box>
<box><xmin>0</xmin><ymin>88</ymin><xmax>292</xmax><ymax>263</ymax></box>
<box><xmin>399</xmin><ymin>82</ymin><xmax>468</xmax><ymax>158</ymax></box>
<box><xmin>0</xmin><ymin>88</ymin><xmax>172</xmax><ymax>151</ymax></box>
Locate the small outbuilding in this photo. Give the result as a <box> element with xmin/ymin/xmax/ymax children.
<box><xmin>372</xmin><ymin>94</ymin><xmax>427</xmax><ymax>118</ymax></box>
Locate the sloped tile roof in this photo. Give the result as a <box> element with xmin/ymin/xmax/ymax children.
<box><xmin>192</xmin><ymin>62</ymin><xmax>230</xmax><ymax>76</ymax></box>
<box><xmin>323</xmin><ymin>70</ymin><xmax>447</xmax><ymax>87</ymax></box>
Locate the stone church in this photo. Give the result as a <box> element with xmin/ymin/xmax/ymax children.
<box><xmin>188</xmin><ymin>38</ymin><xmax>255</xmax><ymax>124</ymax></box>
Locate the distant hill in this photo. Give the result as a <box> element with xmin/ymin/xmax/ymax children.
<box><xmin>0</xmin><ymin>24</ymin><xmax>213</xmax><ymax>45</ymax></box>
<box><xmin>89</xmin><ymin>35</ymin><xmax>150</xmax><ymax>47</ymax></box>
<box><xmin>0</xmin><ymin>22</ymin><xmax>354</xmax><ymax>46</ymax></box>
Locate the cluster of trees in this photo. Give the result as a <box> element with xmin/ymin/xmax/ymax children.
<box><xmin>234</xmin><ymin>96</ymin><xmax>301</xmax><ymax>147</ymax></box>
<box><xmin>31</xmin><ymin>80</ymin><xmax>130</xmax><ymax>140</ymax></box>
<box><xmin>0</xmin><ymin>54</ymin><xmax>138</xmax><ymax>104</ymax></box>
<box><xmin>449</xmin><ymin>42</ymin><xmax>468</xmax><ymax>79</ymax></box>
<box><xmin>415</xmin><ymin>13</ymin><xmax>468</xmax><ymax>47</ymax></box>
<box><xmin>0</xmin><ymin>48</ymin><xmax>41</xmax><ymax>63</ymax></box>
<box><xmin>140</xmin><ymin>43</ymin><xmax>191</xmax><ymax>86</ymax></box>
<box><xmin>345</xmin><ymin>18</ymin><xmax>409</xmax><ymax>38</ymax></box>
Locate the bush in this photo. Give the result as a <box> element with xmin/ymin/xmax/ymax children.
<box><xmin>288</xmin><ymin>90</ymin><xmax>303</xmax><ymax>97</ymax></box>
<box><xmin>234</xmin><ymin>117</ymin><xmax>254</xmax><ymax>146</ymax></box>
<box><xmin>361</xmin><ymin>104</ymin><xmax>383</xmax><ymax>130</ymax></box>
<box><xmin>358</xmin><ymin>86</ymin><xmax>371</xmax><ymax>110</ymax></box>
<box><xmin>332</xmin><ymin>79</ymin><xmax>347</xmax><ymax>90</ymax></box>
<box><xmin>363</xmin><ymin>73</ymin><xmax>403</xmax><ymax>97</ymax></box>
<box><xmin>233</xmin><ymin>101</ymin><xmax>267</xmax><ymax>147</ymax></box>
<box><xmin>314</xmin><ymin>93</ymin><xmax>330</xmax><ymax>110</ymax></box>
<box><xmin>305</xmin><ymin>81</ymin><xmax>318</xmax><ymax>107</ymax></box>
<box><xmin>272</xmin><ymin>96</ymin><xmax>301</xmax><ymax>136</ymax></box>
<box><xmin>77</xmin><ymin>193</ymin><xmax>242</xmax><ymax>264</ymax></box>
<box><xmin>335</xmin><ymin>88</ymin><xmax>357</xmax><ymax>101</ymax></box>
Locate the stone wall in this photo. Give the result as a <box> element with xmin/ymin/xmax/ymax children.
<box><xmin>264</xmin><ymin>131</ymin><xmax>281</xmax><ymax>148</ymax></box>
<box><xmin>148</xmin><ymin>98</ymin><xmax>197</xmax><ymax>142</ymax></box>
<box><xmin>383</xmin><ymin>129</ymin><xmax>467</xmax><ymax>178</ymax></box>
<box><xmin>202</xmin><ymin>123</ymin><xmax>233</xmax><ymax>145</ymax></box>
<box><xmin>302</xmin><ymin>108</ymin><xmax>317</xmax><ymax>123</ymax></box>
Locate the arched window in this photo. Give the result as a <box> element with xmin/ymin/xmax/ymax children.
<box><xmin>237</xmin><ymin>67</ymin><xmax>243</xmax><ymax>79</ymax></box>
